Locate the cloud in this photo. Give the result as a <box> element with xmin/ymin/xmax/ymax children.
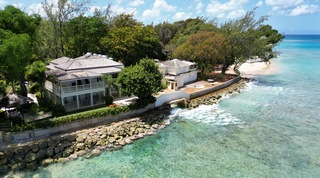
<box><xmin>266</xmin><ymin>0</ymin><xmax>319</xmax><ymax>16</ymax></box>
<box><xmin>196</xmin><ymin>2</ymin><xmax>203</xmax><ymax>14</ymax></box>
<box><xmin>129</xmin><ymin>0</ymin><xmax>144</xmax><ymax>7</ymax></box>
<box><xmin>142</xmin><ymin>0</ymin><xmax>177</xmax><ymax>20</ymax></box>
<box><xmin>89</xmin><ymin>6</ymin><xmax>100</xmax><ymax>13</ymax></box>
<box><xmin>173</xmin><ymin>12</ymin><xmax>191</xmax><ymax>20</ymax></box>
<box><xmin>13</xmin><ymin>3</ymin><xmax>24</xmax><ymax>9</ymax></box>
<box><xmin>27</xmin><ymin>3</ymin><xmax>46</xmax><ymax>16</ymax></box>
<box><xmin>0</xmin><ymin>0</ymin><xmax>6</xmax><ymax>6</ymax></box>
<box><xmin>289</xmin><ymin>4</ymin><xmax>319</xmax><ymax>16</ymax></box>
<box><xmin>206</xmin><ymin>0</ymin><xmax>248</xmax><ymax>18</ymax></box>
<box><xmin>111</xmin><ymin>4</ymin><xmax>137</xmax><ymax>15</ymax></box>
<box><xmin>256</xmin><ymin>1</ymin><xmax>263</xmax><ymax>7</ymax></box>
<box><xmin>227</xmin><ymin>9</ymin><xmax>246</xmax><ymax>18</ymax></box>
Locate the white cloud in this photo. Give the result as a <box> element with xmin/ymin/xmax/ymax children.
<box><xmin>89</xmin><ymin>6</ymin><xmax>100</xmax><ymax>13</ymax></box>
<box><xmin>129</xmin><ymin>0</ymin><xmax>144</xmax><ymax>7</ymax></box>
<box><xmin>27</xmin><ymin>3</ymin><xmax>46</xmax><ymax>16</ymax></box>
<box><xmin>256</xmin><ymin>1</ymin><xmax>263</xmax><ymax>7</ymax></box>
<box><xmin>13</xmin><ymin>3</ymin><xmax>24</xmax><ymax>9</ymax></box>
<box><xmin>289</xmin><ymin>4</ymin><xmax>319</xmax><ymax>16</ymax></box>
<box><xmin>227</xmin><ymin>9</ymin><xmax>246</xmax><ymax>18</ymax></box>
<box><xmin>111</xmin><ymin>4</ymin><xmax>137</xmax><ymax>15</ymax></box>
<box><xmin>142</xmin><ymin>0</ymin><xmax>177</xmax><ymax>20</ymax></box>
<box><xmin>265</xmin><ymin>0</ymin><xmax>319</xmax><ymax>16</ymax></box>
<box><xmin>154</xmin><ymin>0</ymin><xmax>176</xmax><ymax>11</ymax></box>
<box><xmin>206</xmin><ymin>0</ymin><xmax>248</xmax><ymax>18</ymax></box>
<box><xmin>196</xmin><ymin>2</ymin><xmax>203</xmax><ymax>14</ymax></box>
<box><xmin>0</xmin><ymin>0</ymin><xmax>6</xmax><ymax>6</ymax></box>
<box><xmin>173</xmin><ymin>12</ymin><xmax>191</xmax><ymax>20</ymax></box>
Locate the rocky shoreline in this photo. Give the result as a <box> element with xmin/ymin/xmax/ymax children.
<box><xmin>0</xmin><ymin>78</ymin><xmax>251</xmax><ymax>175</ymax></box>
<box><xmin>0</xmin><ymin>107</ymin><xmax>172</xmax><ymax>175</ymax></box>
<box><xmin>188</xmin><ymin>79</ymin><xmax>249</xmax><ymax>108</ymax></box>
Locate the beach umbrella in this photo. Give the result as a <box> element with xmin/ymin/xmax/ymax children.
<box><xmin>0</xmin><ymin>93</ymin><xmax>33</xmax><ymax>108</ymax></box>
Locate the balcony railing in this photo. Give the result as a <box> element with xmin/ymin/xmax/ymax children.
<box><xmin>61</xmin><ymin>82</ymin><xmax>104</xmax><ymax>93</ymax></box>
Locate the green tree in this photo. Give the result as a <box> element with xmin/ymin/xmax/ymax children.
<box><xmin>25</xmin><ymin>61</ymin><xmax>47</xmax><ymax>98</ymax></box>
<box><xmin>173</xmin><ymin>32</ymin><xmax>227</xmax><ymax>78</ymax></box>
<box><xmin>116</xmin><ymin>58</ymin><xmax>163</xmax><ymax>101</ymax></box>
<box><xmin>101</xmin><ymin>25</ymin><xmax>164</xmax><ymax>66</ymax></box>
<box><xmin>64</xmin><ymin>14</ymin><xmax>110</xmax><ymax>57</ymax></box>
<box><xmin>42</xmin><ymin>0</ymin><xmax>91</xmax><ymax>57</ymax></box>
<box><xmin>0</xmin><ymin>30</ymin><xmax>32</xmax><ymax>96</ymax></box>
<box><xmin>219</xmin><ymin>10</ymin><xmax>269</xmax><ymax>74</ymax></box>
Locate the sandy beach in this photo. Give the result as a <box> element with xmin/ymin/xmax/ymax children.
<box><xmin>237</xmin><ymin>59</ymin><xmax>279</xmax><ymax>77</ymax></box>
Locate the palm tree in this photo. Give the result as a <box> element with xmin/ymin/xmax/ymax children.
<box><xmin>25</xmin><ymin>61</ymin><xmax>47</xmax><ymax>98</ymax></box>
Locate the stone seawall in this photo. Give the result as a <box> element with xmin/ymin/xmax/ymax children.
<box><xmin>0</xmin><ymin>107</ymin><xmax>172</xmax><ymax>175</ymax></box>
<box><xmin>3</xmin><ymin>104</ymin><xmax>155</xmax><ymax>144</ymax></box>
<box><xmin>188</xmin><ymin>78</ymin><xmax>249</xmax><ymax>108</ymax></box>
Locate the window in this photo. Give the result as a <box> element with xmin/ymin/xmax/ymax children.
<box><xmin>93</xmin><ymin>91</ymin><xmax>104</xmax><ymax>105</ymax></box>
<box><xmin>78</xmin><ymin>93</ymin><xmax>91</xmax><ymax>108</ymax></box>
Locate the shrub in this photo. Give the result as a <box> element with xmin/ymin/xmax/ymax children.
<box><xmin>51</xmin><ymin>104</ymin><xmax>66</xmax><ymax>117</ymax></box>
<box><xmin>28</xmin><ymin>103</ymin><xmax>38</xmax><ymax>116</ymax></box>
<box><xmin>28</xmin><ymin>82</ymin><xmax>40</xmax><ymax>94</ymax></box>
<box><xmin>104</xmin><ymin>95</ymin><xmax>114</xmax><ymax>105</ymax></box>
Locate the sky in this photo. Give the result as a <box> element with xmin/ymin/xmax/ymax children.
<box><xmin>0</xmin><ymin>0</ymin><xmax>319</xmax><ymax>34</ymax></box>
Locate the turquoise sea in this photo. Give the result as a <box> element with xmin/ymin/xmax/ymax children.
<box><xmin>10</xmin><ymin>35</ymin><xmax>320</xmax><ymax>177</ymax></box>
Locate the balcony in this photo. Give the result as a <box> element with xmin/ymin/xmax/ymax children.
<box><xmin>61</xmin><ymin>82</ymin><xmax>104</xmax><ymax>94</ymax></box>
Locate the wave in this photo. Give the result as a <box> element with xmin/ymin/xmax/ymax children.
<box><xmin>171</xmin><ymin>105</ymin><xmax>244</xmax><ymax>126</ymax></box>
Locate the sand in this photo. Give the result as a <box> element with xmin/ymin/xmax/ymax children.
<box><xmin>237</xmin><ymin>60</ymin><xmax>279</xmax><ymax>77</ymax></box>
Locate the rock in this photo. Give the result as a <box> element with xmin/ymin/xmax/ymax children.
<box><xmin>76</xmin><ymin>134</ymin><xmax>87</xmax><ymax>143</ymax></box>
<box><xmin>47</xmin><ymin>147</ymin><xmax>55</xmax><ymax>158</ymax></box>
<box><xmin>38</xmin><ymin>141</ymin><xmax>48</xmax><ymax>149</ymax></box>
<box><xmin>54</xmin><ymin>146</ymin><xmax>62</xmax><ymax>154</ymax></box>
<box><xmin>152</xmin><ymin>124</ymin><xmax>159</xmax><ymax>129</ymax></box>
<box><xmin>41</xmin><ymin>158</ymin><xmax>54</xmax><ymax>167</ymax></box>
<box><xmin>76</xmin><ymin>143</ymin><xmax>85</xmax><ymax>150</ymax></box>
<box><xmin>48</xmin><ymin>139</ymin><xmax>57</xmax><ymax>147</ymax></box>
<box><xmin>26</xmin><ymin>162</ymin><xmax>37</xmax><ymax>171</ymax></box>
<box><xmin>10</xmin><ymin>162</ymin><xmax>26</xmax><ymax>172</ymax></box>
<box><xmin>100</xmin><ymin>134</ymin><xmax>107</xmax><ymax>139</ymax></box>
<box><xmin>75</xmin><ymin>150</ymin><xmax>87</xmax><ymax>156</ymax></box>
<box><xmin>68</xmin><ymin>153</ymin><xmax>78</xmax><ymax>160</ymax></box>
<box><xmin>65</xmin><ymin>134</ymin><xmax>77</xmax><ymax>142</ymax></box>
<box><xmin>0</xmin><ymin>165</ymin><xmax>9</xmax><ymax>175</ymax></box>
<box><xmin>36</xmin><ymin>149</ymin><xmax>47</xmax><ymax>160</ymax></box>
<box><xmin>108</xmin><ymin>137</ymin><xmax>116</xmax><ymax>143</ymax></box>
<box><xmin>59</xmin><ymin>141</ymin><xmax>72</xmax><ymax>148</ymax></box>
<box><xmin>91</xmin><ymin>149</ymin><xmax>101</xmax><ymax>156</ymax></box>
<box><xmin>96</xmin><ymin>140</ymin><xmax>106</xmax><ymax>146</ymax></box>
<box><xmin>56</xmin><ymin>157</ymin><xmax>68</xmax><ymax>163</ymax></box>
<box><xmin>32</xmin><ymin>145</ymin><xmax>39</xmax><ymax>153</ymax></box>
<box><xmin>24</xmin><ymin>152</ymin><xmax>37</xmax><ymax>163</ymax></box>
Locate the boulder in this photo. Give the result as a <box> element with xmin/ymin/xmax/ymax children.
<box><xmin>46</xmin><ymin>147</ymin><xmax>55</xmax><ymax>158</ymax></box>
<box><xmin>76</xmin><ymin>143</ymin><xmax>85</xmax><ymax>150</ymax></box>
<box><xmin>32</xmin><ymin>145</ymin><xmax>39</xmax><ymax>153</ymax></box>
<box><xmin>36</xmin><ymin>149</ymin><xmax>47</xmax><ymax>160</ymax></box>
<box><xmin>41</xmin><ymin>158</ymin><xmax>54</xmax><ymax>167</ymax></box>
<box><xmin>24</xmin><ymin>152</ymin><xmax>37</xmax><ymax>163</ymax></box>
<box><xmin>108</xmin><ymin>137</ymin><xmax>116</xmax><ymax>143</ymax></box>
<box><xmin>38</xmin><ymin>141</ymin><xmax>48</xmax><ymax>149</ymax></box>
<box><xmin>0</xmin><ymin>165</ymin><xmax>9</xmax><ymax>175</ymax></box>
<box><xmin>26</xmin><ymin>162</ymin><xmax>37</xmax><ymax>171</ymax></box>
<box><xmin>10</xmin><ymin>162</ymin><xmax>26</xmax><ymax>172</ymax></box>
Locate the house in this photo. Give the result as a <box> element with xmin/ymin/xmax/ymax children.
<box><xmin>45</xmin><ymin>53</ymin><xmax>124</xmax><ymax>111</ymax></box>
<box><xmin>159</xmin><ymin>59</ymin><xmax>197</xmax><ymax>91</ymax></box>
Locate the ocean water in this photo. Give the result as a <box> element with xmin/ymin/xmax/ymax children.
<box><xmin>10</xmin><ymin>35</ymin><xmax>320</xmax><ymax>177</ymax></box>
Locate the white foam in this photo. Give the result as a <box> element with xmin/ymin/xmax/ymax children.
<box><xmin>173</xmin><ymin>105</ymin><xmax>244</xmax><ymax>126</ymax></box>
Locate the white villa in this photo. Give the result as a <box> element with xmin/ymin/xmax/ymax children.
<box><xmin>159</xmin><ymin>59</ymin><xmax>197</xmax><ymax>91</ymax></box>
<box><xmin>45</xmin><ymin>53</ymin><xmax>124</xmax><ymax>111</ymax></box>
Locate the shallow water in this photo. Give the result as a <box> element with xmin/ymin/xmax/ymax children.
<box><xmin>8</xmin><ymin>35</ymin><xmax>320</xmax><ymax>177</ymax></box>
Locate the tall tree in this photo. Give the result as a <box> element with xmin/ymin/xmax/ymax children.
<box><xmin>101</xmin><ymin>24</ymin><xmax>164</xmax><ymax>66</ymax></box>
<box><xmin>42</xmin><ymin>0</ymin><xmax>91</xmax><ymax>57</ymax></box>
<box><xmin>25</xmin><ymin>61</ymin><xmax>47</xmax><ymax>98</ymax></box>
<box><xmin>0</xmin><ymin>30</ymin><xmax>32</xmax><ymax>96</ymax></box>
<box><xmin>219</xmin><ymin>10</ymin><xmax>269</xmax><ymax>74</ymax></box>
<box><xmin>116</xmin><ymin>58</ymin><xmax>163</xmax><ymax>101</ymax></box>
<box><xmin>173</xmin><ymin>32</ymin><xmax>227</xmax><ymax>78</ymax></box>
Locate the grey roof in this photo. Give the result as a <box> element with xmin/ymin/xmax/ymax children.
<box><xmin>54</xmin><ymin>55</ymin><xmax>123</xmax><ymax>71</ymax></box>
<box><xmin>161</xmin><ymin>59</ymin><xmax>195</xmax><ymax>68</ymax></box>
<box><xmin>47</xmin><ymin>54</ymin><xmax>124</xmax><ymax>81</ymax></box>
<box><xmin>50</xmin><ymin>56</ymin><xmax>72</xmax><ymax>65</ymax></box>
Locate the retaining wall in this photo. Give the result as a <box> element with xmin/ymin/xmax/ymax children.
<box><xmin>3</xmin><ymin>104</ymin><xmax>155</xmax><ymax>144</ymax></box>
<box><xmin>189</xmin><ymin>76</ymin><xmax>241</xmax><ymax>99</ymax></box>
<box><xmin>155</xmin><ymin>91</ymin><xmax>190</xmax><ymax>107</ymax></box>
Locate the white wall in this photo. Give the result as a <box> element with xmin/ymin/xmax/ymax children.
<box><xmin>155</xmin><ymin>91</ymin><xmax>190</xmax><ymax>107</ymax></box>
